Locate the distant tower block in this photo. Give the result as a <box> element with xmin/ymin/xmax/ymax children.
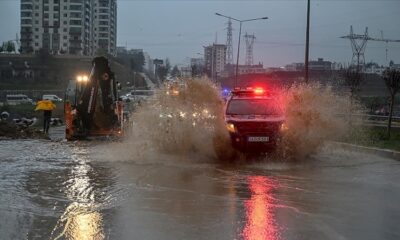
<box><xmin>244</xmin><ymin>33</ymin><xmax>256</xmax><ymax>66</ymax></box>
<box><xmin>226</xmin><ymin>18</ymin><xmax>234</xmax><ymax>65</ymax></box>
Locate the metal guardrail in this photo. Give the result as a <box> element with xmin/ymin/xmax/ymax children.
<box><xmin>349</xmin><ymin>114</ymin><xmax>400</xmax><ymax>127</ymax></box>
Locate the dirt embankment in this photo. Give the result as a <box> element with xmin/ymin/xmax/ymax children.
<box><xmin>0</xmin><ymin>121</ymin><xmax>48</xmax><ymax>140</ymax></box>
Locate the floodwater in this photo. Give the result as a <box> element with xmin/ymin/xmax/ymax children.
<box><xmin>1</xmin><ymin>136</ymin><xmax>400</xmax><ymax>240</ymax></box>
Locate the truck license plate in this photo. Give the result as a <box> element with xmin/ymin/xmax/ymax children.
<box><xmin>248</xmin><ymin>136</ymin><xmax>269</xmax><ymax>142</ymax></box>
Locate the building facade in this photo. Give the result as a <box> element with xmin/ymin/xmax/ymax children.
<box><xmin>204</xmin><ymin>44</ymin><xmax>226</xmax><ymax>79</ymax></box>
<box><xmin>20</xmin><ymin>0</ymin><xmax>116</xmax><ymax>56</ymax></box>
<box><xmin>309</xmin><ymin>58</ymin><xmax>332</xmax><ymax>71</ymax></box>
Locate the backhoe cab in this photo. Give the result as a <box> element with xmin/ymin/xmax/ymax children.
<box><xmin>64</xmin><ymin>57</ymin><xmax>124</xmax><ymax>140</ymax></box>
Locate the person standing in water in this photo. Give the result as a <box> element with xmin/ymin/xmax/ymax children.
<box><xmin>43</xmin><ymin>110</ymin><xmax>52</xmax><ymax>134</ymax></box>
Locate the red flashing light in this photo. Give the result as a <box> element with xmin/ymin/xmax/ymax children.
<box><xmin>232</xmin><ymin>86</ymin><xmax>267</xmax><ymax>96</ymax></box>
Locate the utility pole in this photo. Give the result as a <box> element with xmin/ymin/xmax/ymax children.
<box><xmin>244</xmin><ymin>33</ymin><xmax>256</xmax><ymax>66</ymax></box>
<box><xmin>340</xmin><ymin>26</ymin><xmax>400</xmax><ymax>70</ymax></box>
<box><xmin>226</xmin><ymin>18</ymin><xmax>234</xmax><ymax>65</ymax></box>
<box><xmin>215</xmin><ymin>13</ymin><xmax>268</xmax><ymax>86</ymax></box>
<box><xmin>304</xmin><ymin>0</ymin><xmax>310</xmax><ymax>84</ymax></box>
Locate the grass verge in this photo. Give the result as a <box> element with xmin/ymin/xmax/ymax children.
<box><xmin>343</xmin><ymin>125</ymin><xmax>400</xmax><ymax>152</ymax></box>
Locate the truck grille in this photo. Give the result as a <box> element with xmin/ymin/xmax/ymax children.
<box><xmin>235</xmin><ymin>122</ymin><xmax>280</xmax><ymax>134</ymax></box>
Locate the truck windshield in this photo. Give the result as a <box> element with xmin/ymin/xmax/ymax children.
<box><xmin>227</xmin><ymin>99</ymin><xmax>282</xmax><ymax>115</ymax></box>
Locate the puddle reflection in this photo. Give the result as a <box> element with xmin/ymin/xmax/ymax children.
<box><xmin>242</xmin><ymin>176</ymin><xmax>279</xmax><ymax>240</ymax></box>
<box><xmin>52</xmin><ymin>151</ymin><xmax>105</xmax><ymax>240</ymax></box>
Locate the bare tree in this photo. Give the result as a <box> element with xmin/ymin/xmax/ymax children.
<box><xmin>382</xmin><ymin>69</ymin><xmax>400</xmax><ymax>138</ymax></box>
<box><xmin>342</xmin><ymin>66</ymin><xmax>363</xmax><ymax>99</ymax></box>
<box><xmin>341</xmin><ymin>66</ymin><xmax>364</xmax><ymax>124</ymax></box>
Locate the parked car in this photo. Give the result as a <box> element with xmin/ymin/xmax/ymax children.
<box><xmin>6</xmin><ymin>94</ymin><xmax>34</xmax><ymax>105</ymax></box>
<box><xmin>42</xmin><ymin>94</ymin><xmax>63</xmax><ymax>102</ymax></box>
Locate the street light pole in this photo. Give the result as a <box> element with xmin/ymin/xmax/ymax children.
<box><xmin>215</xmin><ymin>13</ymin><xmax>268</xmax><ymax>87</ymax></box>
<box><xmin>305</xmin><ymin>0</ymin><xmax>311</xmax><ymax>83</ymax></box>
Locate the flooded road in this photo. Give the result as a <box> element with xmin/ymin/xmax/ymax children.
<box><xmin>1</xmin><ymin>138</ymin><xmax>400</xmax><ymax>240</ymax></box>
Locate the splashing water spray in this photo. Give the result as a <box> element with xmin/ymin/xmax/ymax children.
<box><xmin>118</xmin><ymin>78</ymin><xmax>364</xmax><ymax>162</ymax></box>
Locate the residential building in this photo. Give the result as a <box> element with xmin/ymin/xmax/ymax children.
<box><xmin>20</xmin><ymin>0</ymin><xmax>117</xmax><ymax>56</ymax></box>
<box><xmin>309</xmin><ymin>58</ymin><xmax>332</xmax><ymax>71</ymax></box>
<box><xmin>190</xmin><ymin>58</ymin><xmax>204</xmax><ymax>67</ymax></box>
<box><xmin>179</xmin><ymin>66</ymin><xmax>192</xmax><ymax>77</ymax></box>
<box><xmin>143</xmin><ymin>52</ymin><xmax>154</xmax><ymax>73</ymax></box>
<box><xmin>204</xmin><ymin>44</ymin><xmax>226</xmax><ymax>79</ymax></box>
<box><xmin>93</xmin><ymin>0</ymin><xmax>117</xmax><ymax>56</ymax></box>
<box><xmin>285</xmin><ymin>62</ymin><xmax>304</xmax><ymax>71</ymax></box>
<box><xmin>221</xmin><ymin>64</ymin><xmax>267</xmax><ymax>77</ymax></box>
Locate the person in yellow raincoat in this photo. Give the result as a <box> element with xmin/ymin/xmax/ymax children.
<box><xmin>35</xmin><ymin>100</ymin><xmax>56</xmax><ymax>134</ymax></box>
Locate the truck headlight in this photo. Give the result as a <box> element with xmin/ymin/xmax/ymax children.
<box><xmin>226</xmin><ymin>123</ymin><xmax>236</xmax><ymax>133</ymax></box>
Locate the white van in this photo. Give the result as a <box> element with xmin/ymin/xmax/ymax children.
<box><xmin>6</xmin><ymin>94</ymin><xmax>34</xmax><ymax>105</ymax></box>
<box><xmin>42</xmin><ymin>94</ymin><xmax>63</xmax><ymax>102</ymax></box>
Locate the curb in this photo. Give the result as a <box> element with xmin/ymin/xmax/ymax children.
<box><xmin>331</xmin><ymin>141</ymin><xmax>400</xmax><ymax>161</ymax></box>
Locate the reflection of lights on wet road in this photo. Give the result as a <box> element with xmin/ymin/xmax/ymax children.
<box><xmin>52</xmin><ymin>148</ymin><xmax>104</xmax><ymax>240</ymax></box>
<box><xmin>242</xmin><ymin>176</ymin><xmax>279</xmax><ymax>240</ymax></box>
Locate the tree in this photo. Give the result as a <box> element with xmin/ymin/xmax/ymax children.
<box><xmin>156</xmin><ymin>65</ymin><xmax>168</xmax><ymax>81</ymax></box>
<box><xmin>341</xmin><ymin>66</ymin><xmax>364</xmax><ymax>125</ymax></box>
<box><xmin>342</xmin><ymin>66</ymin><xmax>363</xmax><ymax>98</ymax></box>
<box><xmin>171</xmin><ymin>65</ymin><xmax>180</xmax><ymax>77</ymax></box>
<box><xmin>0</xmin><ymin>44</ymin><xmax>3</xmax><ymax>53</ymax></box>
<box><xmin>382</xmin><ymin>69</ymin><xmax>400</xmax><ymax>138</ymax></box>
<box><xmin>129</xmin><ymin>51</ymin><xmax>145</xmax><ymax>72</ymax></box>
<box><xmin>5</xmin><ymin>41</ymin><xmax>15</xmax><ymax>53</ymax></box>
<box><xmin>191</xmin><ymin>64</ymin><xmax>204</xmax><ymax>77</ymax></box>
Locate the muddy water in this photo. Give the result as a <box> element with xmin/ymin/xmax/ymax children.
<box><xmin>1</xmin><ymin>139</ymin><xmax>400</xmax><ymax>240</ymax></box>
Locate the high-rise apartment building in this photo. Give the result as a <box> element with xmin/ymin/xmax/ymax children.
<box><xmin>204</xmin><ymin>44</ymin><xmax>226</xmax><ymax>79</ymax></box>
<box><xmin>93</xmin><ymin>0</ymin><xmax>117</xmax><ymax>56</ymax></box>
<box><xmin>20</xmin><ymin>0</ymin><xmax>116</xmax><ymax>56</ymax></box>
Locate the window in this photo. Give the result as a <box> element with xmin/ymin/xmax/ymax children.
<box><xmin>70</xmin><ymin>12</ymin><xmax>81</xmax><ymax>18</ymax></box>
<box><xmin>70</xmin><ymin>20</ymin><xmax>82</xmax><ymax>25</ymax></box>
<box><xmin>70</xmin><ymin>5</ymin><xmax>82</xmax><ymax>11</ymax></box>
<box><xmin>21</xmin><ymin>19</ymin><xmax>32</xmax><ymax>24</ymax></box>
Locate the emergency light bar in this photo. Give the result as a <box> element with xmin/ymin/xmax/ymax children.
<box><xmin>232</xmin><ymin>87</ymin><xmax>267</xmax><ymax>96</ymax></box>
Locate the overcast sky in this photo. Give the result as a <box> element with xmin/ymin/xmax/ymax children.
<box><xmin>1</xmin><ymin>0</ymin><xmax>400</xmax><ymax>67</ymax></box>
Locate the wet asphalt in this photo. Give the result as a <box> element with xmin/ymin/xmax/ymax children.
<box><xmin>0</xmin><ymin>131</ymin><xmax>400</xmax><ymax>240</ymax></box>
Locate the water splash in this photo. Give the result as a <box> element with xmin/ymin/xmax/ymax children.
<box><xmin>276</xmin><ymin>83</ymin><xmax>364</xmax><ymax>159</ymax></box>
<box><xmin>125</xmin><ymin>78</ymin><xmax>231</xmax><ymax>160</ymax></box>
<box><xmin>118</xmin><ymin>79</ymin><xmax>363</xmax><ymax>161</ymax></box>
